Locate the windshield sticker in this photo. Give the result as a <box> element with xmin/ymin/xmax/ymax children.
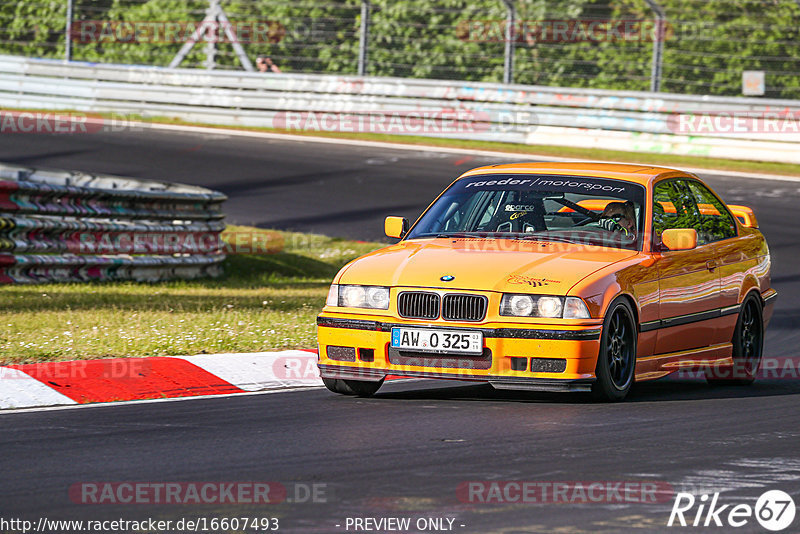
<box><xmin>505</xmin><ymin>205</ymin><xmax>538</xmax><ymax>211</ymax></box>
<box><xmin>461</xmin><ymin>176</ymin><xmax>630</xmax><ymax>195</ymax></box>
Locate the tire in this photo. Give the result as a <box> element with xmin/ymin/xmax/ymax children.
<box><xmin>706</xmin><ymin>294</ymin><xmax>763</xmax><ymax>386</ymax></box>
<box><xmin>592</xmin><ymin>299</ymin><xmax>637</xmax><ymax>402</ymax></box>
<box><xmin>322</xmin><ymin>377</ymin><xmax>384</xmax><ymax>397</ymax></box>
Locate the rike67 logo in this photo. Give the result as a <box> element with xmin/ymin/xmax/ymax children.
<box><xmin>668</xmin><ymin>490</ymin><xmax>796</xmax><ymax>531</ymax></box>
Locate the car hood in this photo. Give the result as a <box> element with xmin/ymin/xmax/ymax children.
<box><xmin>338</xmin><ymin>238</ymin><xmax>638</xmax><ymax>295</ymax></box>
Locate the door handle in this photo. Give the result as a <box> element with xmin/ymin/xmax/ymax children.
<box><xmin>706</xmin><ymin>260</ymin><xmax>717</xmax><ymax>271</ymax></box>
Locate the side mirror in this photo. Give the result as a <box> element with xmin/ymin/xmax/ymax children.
<box><xmin>384</xmin><ymin>216</ymin><xmax>408</xmax><ymax>239</ymax></box>
<box><xmin>660</xmin><ymin>228</ymin><xmax>697</xmax><ymax>251</ymax></box>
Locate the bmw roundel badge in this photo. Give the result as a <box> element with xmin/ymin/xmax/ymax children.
<box><xmin>440</xmin><ymin>275</ymin><xmax>455</xmax><ymax>282</ymax></box>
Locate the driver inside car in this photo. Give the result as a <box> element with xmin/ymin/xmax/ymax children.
<box><xmin>597</xmin><ymin>201</ymin><xmax>636</xmax><ymax>237</ymax></box>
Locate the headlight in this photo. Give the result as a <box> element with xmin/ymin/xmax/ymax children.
<box><xmin>341</xmin><ymin>285</ymin><xmax>366</xmax><ymax>307</ymax></box>
<box><xmin>506</xmin><ymin>295</ymin><xmax>535</xmax><ymax>316</ymax></box>
<box><xmin>537</xmin><ymin>296</ymin><xmax>563</xmax><ymax>318</ymax></box>
<box><xmin>500</xmin><ymin>294</ymin><xmax>590</xmax><ymax>319</ymax></box>
<box><xmin>365</xmin><ymin>286</ymin><xmax>390</xmax><ymax>309</ymax></box>
<box><xmin>327</xmin><ymin>284</ymin><xmax>390</xmax><ymax>310</ymax></box>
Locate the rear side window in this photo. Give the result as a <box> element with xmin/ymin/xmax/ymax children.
<box><xmin>685</xmin><ymin>181</ymin><xmax>738</xmax><ymax>244</ymax></box>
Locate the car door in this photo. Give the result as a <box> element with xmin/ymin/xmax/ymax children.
<box><xmin>684</xmin><ymin>179</ymin><xmax>741</xmax><ymax>345</ymax></box>
<box><xmin>651</xmin><ymin>179</ymin><xmax>722</xmax><ymax>355</ymax></box>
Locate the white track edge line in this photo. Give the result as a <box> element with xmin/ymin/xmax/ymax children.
<box><xmin>0</xmin><ymin>385</ymin><xmax>325</xmax><ymax>416</ymax></box>
<box><xmin>0</xmin><ymin>377</ymin><xmax>424</xmax><ymax>416</ymax></box>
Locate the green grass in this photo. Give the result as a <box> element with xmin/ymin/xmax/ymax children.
<box><xmin>0</xmin><ymin>227</ymin><xmax>383</xmax><ymax>364</ymax></box>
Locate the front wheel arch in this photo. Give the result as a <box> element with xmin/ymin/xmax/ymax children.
<box><xmin>611</xmin><ymin>293</ymin><xmax>641</xmax><ymax>333</ymax></box>
<box><xmin>592</xmin><ymin>297</ymin><xmax>638</xmax><ymax>402</ymax></box>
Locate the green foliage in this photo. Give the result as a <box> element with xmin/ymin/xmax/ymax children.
<box><xmin>0</xmin><ymin>1</ymin><xmax>69</xmax><ymax>58</ymax></box>
<box><xmin>73</xmin><ymin>0</ymin><xmax>206</xmax><ymax>66</ymax></box>
<box><xmin>1</xmin><ymin>0</ymin><xmax>798</xmax><ymax>97</ymax></box>
<box><xmin>658</xmin><ymin>0</ymin><xmax>800</xmax><ymax>97</ymax></box>
<box><xmin>366</xmin><ymin>0</ymin><xmax>505</xmax><ymax>81</ymax></box>
<box><xmin>226</xmin><ymin>0</ymin><xmax>362</xmax><ymax>73</ymax></box>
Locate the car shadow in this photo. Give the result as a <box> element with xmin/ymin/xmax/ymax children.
<box><xmin>371</xmin><ymin>377</ymin><xmax>800</xmax><ymax>404</ymax></box>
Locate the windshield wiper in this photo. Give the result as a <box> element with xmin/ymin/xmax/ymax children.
<box><xmin>422</xmin><ymin>232</ymin><xmax>583</xmax><ymax>244</ymax></box>
<box><xmin>429</xmin><ymin>232</ymin><xmax>489</xmax><ymax>239</ymax></box>
<box><xmin>515</xmin><ymin>234</ymin><xmax>580</xmax><ymax>244</ymax></box>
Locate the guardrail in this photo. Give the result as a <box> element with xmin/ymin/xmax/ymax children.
<box><xmin>1</xmin><ymin>55</ymin><xmax>799</xmax><ymax>164</ymax></box>
<box><xmin>0</xmin><ymin>163</ymin><xmax>226</xmax><ymax>284</ymax></box>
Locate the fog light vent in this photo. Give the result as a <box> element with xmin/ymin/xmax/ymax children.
<box><xmin>509</xmin><ymin>357</ymin><xmax>528</xmax><ymax>371</ymax></box>
<box><xmin>358</xmin><ymin>348</ymin><xmax>375</xmax><ymax>362</ymax></box>
<box><xmin>327</xmin><ymin>346</ymin><xmax>356</xmax><ymax>362</ymax></box>
<box><xmin>530</xmin><ymin>358</ymin><xmax>567</xmax><ymax>373</ymax></box>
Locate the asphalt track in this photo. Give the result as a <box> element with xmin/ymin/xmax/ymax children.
<box><xmin>1</xmin><ymin>128</ymin><xmax>799</xmax><ymax>533</ymax></box>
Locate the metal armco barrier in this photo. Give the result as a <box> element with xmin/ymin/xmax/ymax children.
<box><xmin>0</xmin><ymin>55</ymin><xmax>799</xmax><ymax>163</ymax></box>
<box><xmin>0</xmin><ymin>163</ymin><xmax>226</xmax><ymax>284</ymax></box>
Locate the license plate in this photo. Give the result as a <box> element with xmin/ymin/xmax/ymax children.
<box><xmin>391</xmin><ymin>327</ymin><xmax>483</xmax><ymax>355</ymax></box>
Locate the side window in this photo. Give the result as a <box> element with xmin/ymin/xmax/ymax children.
<box><xmin>686</xmin><ymin>181</ymin><xmax>737</xmax><ymax>244</ymax></box>
<box><xmin>652</xmin><ymin>180</ymin><xmax>702</xmax><ymax>243</ymax></box>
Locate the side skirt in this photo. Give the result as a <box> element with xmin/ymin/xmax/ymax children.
<box><xmin>634</xmin><ymin>342</ymin><xmax>734</xmax><ymax>381</ymax></box>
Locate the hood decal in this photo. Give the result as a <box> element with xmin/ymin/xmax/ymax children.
<box><xmin>339</xmin><ymin>240</ymin><xmax>637</xmax><ymax>294</ymax></box>
<box><xmin>506</xmin><ymin>275</ymin><xmax>561</xmax><ymax>287</ymax></box>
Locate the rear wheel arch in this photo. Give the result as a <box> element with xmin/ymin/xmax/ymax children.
<box><xmin>739</xmin><ymin>276</ymin><xmax>761</xmax><ymax>305</ymax></box>
<box><xmin>737</xmin><ymin>287</ymin><xmax>765</xmax><ymax>323</ymax></box>
<box><xmin>707</xmin><ymin>291</ymin><xmax>763</xmax><ymax>385</ymax></box>
<box><xmin>740</xmin><ymin>290</ymin><xmax>764</xmax><ymax>327</ymax></box>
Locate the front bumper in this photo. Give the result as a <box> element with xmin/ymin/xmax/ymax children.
<box><xmin>317</xmin><ymin>314</ymin><xmax>602</xmax><ymax>392</ymax></box>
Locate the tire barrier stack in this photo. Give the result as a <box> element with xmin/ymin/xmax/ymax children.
<box><xmin>0</xmin><ymin>163</ymin><xmax>226</xmax><ymax>284</ymax></box>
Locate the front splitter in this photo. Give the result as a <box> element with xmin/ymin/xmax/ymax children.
<box><xmin>318</xmin><ymin>364</ymin><xmax>594</xmax><ymax>393</ymax></box>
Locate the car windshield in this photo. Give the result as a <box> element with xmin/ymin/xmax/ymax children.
<box><xmin>406</xmin><ymin>174</ymin><xmax>647</xmax><ymax>251</ymax></box>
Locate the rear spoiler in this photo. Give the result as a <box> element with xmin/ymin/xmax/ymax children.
<box><xmin>728</xmin><ymin>205</ymin><xmax>758</xmax><ymax>228</ymax></box>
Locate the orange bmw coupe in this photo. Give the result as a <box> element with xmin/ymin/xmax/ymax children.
<box><xmin>317</xmin><ymin>163</ymin><xmax>776</xmax><ymax>401</ymax></box>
